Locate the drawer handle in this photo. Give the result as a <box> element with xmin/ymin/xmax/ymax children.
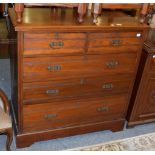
<box><xmin>106</xmin><ymin>61</ymin><xmax>119</xmax><ymax>68</ymax></box>
<box><xmin>46</xmin><ymin>89</ymin><xmax>59</xmax><ymax>94</ymax></box>
<box><xmin>44</xmin><ymin>114</ymin><xmax>57</xmax><ymax>120</ymax></box>
<box><xmin>153</xmin><ymin>55</ymin><xmax>155</xmax><ymax>59</ymax></box>
<box><xmin>47</xmin><ymin>65</ymin><xmax>61</xmax><ymax>71</ymax></box>
<box><xmin>111</xmin><ymin>39</ymin><xmax>122</xmax><ymax>46</ymax></box>
<box><xmin>97</xmin><ymin>107</ymin><xmax>109</xmax><ymax>112</ymax></box>
<box><xmin>102</xmin><ymin>83</ymin><xmax>113</xmax><ymax>89</ymax></box>
<box><xmin>49</xmin><ymin>41</ymin><xmax>64</xmax><ymax>49</ymax></box>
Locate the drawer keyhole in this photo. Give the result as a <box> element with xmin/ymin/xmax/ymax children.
<box><xmin>80</xmin><ymin>79</ymin><xmax>85</xmax><ymax>85</ymax></box>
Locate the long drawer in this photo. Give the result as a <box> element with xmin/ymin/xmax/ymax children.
<box><xmin>23</xmin><ymin>32</ymin><xmax>86</xmax><ymax>56</ymax></box>
<box><xmin>23</xmin><ymin>53</ymin><xmax>138</xmax><ymax>82</ymax></box>
<box><xmin>23</xmin><ymin>94</ymin><xmax>128</xmax><ymax>132</ymax></box>
<box><xmin>23</xmin><ymin>74</ymin><xmax>133</xmax><ymax>103</ymax></box>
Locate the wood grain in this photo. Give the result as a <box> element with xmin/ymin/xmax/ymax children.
<box><xmin>23</xmin><ymin>95</ymin><xmax>128</xmax><ymax>132</ymax></box>
<box><xmin>23</xmin><ymin>74</ymin><xmax>133</xmax><ymax>103</ymax></box>
<box><xmin>8</xmin><ymin>8</ymin><xmax>148</xmax><ymax>148</ymax></box>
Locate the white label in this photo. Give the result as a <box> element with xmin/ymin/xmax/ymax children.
<box><xmin>116</xmin><ymin>23</ymin><xmax>122</xmax><ymax>26</ymax></box>
<box><xmin>136</xmin><ymin>33</ymin><xmax>141</xmax><ymax>37</ymax></box>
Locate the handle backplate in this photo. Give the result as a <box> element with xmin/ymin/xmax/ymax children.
<box><xmin>47</xmin><ymin>65</ymin><xmax>61</xmax><ymax>72</ymax></box>
<box><xmin>97</xmin><ymin>106</ymin><xmax>109</xmax><ymax>112</ymax></box>
<box><xmin>44</xmin><ymin>114</ymin><xmax>57</xmax><ymax>120</ymax></box>
<box><xmin>46</xmin><ymin>89</ymin><xmax>59</xmax><ymax>94</ymax></box>
<box><xmin>106</xmin><ymin>60</ymin><xmax>119</xmax><ymax>68</ymax></box>
<box><xmin>102</xmin><ymin>83</ymin><xmax>113</xmax><ymax>89</ymax></box>
<box><xmin>49</xmin><ymin>40</ymin><xmax>64</xmax><ymax>49</ymax></box>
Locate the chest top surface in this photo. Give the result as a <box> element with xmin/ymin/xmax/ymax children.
<box><xmin>8</xmin><ymin>8</ymin><xmax>148</xmax><ymax>32</ymax></box>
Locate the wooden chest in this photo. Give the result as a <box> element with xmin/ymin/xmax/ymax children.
<box><xmin>127</xmin><ymin>29</ymin><xmax>155</xmax><ymax>127</ymax></box>
<box><xmin>8</xmin><ymin>8</ymin><xmax>148</xmax><ymax>148</ymax></box>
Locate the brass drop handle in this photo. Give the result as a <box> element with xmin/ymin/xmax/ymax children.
<box><xmin>46</xmin><ymin>89</ymin><xmax>59</xmax><ymax>94</ymax></box>
<box><xmin>102</xmin><ymin>83</ymin><xmax>113</xmax><ymax>89</ymax></box>
<box><xmin>111</xmin><ymin>39</ymin><xmax>122</xmax><ymax>46</ymax></box>
<box><xmin>44</xmin><ymin>114</ymin><xmax>57</xmax><ymax>120</ymax></box>
<box><xmin>97</xmin><ymin>107</ymin><xmax>109</xmax><ymax>112</ymax></box>
<box><xmin>106</xmin><ymin>60</ymin><xmax>119</xmax><ymax>68</ymax></box>
<box><xmin>47</xmin><ymin>65</ymin><xmax>61</xmax><ymax>72</ymax></box>
<box><xmin>49</xmin><ymin>41</ymin><xmax>64</xmax><ymax>49</ymax></box>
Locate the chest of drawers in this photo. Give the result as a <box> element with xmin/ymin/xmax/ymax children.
<box><xmin>127</xmin><ymin>29</ymin><xmax>155</xmax><ymax>127</ymax></box>
<box><xmin>8</xmin><ymin>8</ymin><xmax>148</xmax><ymax>148</ymax></box>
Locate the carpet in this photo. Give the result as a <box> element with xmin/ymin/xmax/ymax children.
<box><xmin>71</xmin><ymin>132</ymin><xmax>155</xmax><ymax>151</ymax></box>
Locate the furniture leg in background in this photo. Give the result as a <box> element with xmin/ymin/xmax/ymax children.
<box><xmin>0</xmin><ymin>89</ymin><xmax>13</xmax><ymax>151</ymax></box>
<box><xmin>15</xmin><ymin>3</ymin><xmax>87</xmax><ymax>23</ymax></box>
<box><xmin>92</xmin><ymin>3</ymin><xmax>149</xmax><ymax>23</ymax></box>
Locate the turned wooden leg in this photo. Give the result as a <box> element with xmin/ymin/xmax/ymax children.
<box><xmin>77</xmin><ymin>4</ymin><xmax>87</xmax><ymax>23</ymax></box>
<box><xmin>139</xmin><ymin>3</ymin><xmax>149</xmax><ymax>23</ymax></box>
<box><xmin>15</xmin><ymin>3</ymin><xmax>24</xmax><ymax>23</ymax></box>
<box><xmin>93</xmin><ymin>13</ymin><xmax>99</xmax><ymax>23</ymax></box>
<box><xmin>78</xmin><ymin>13</ymin><xmax>85</xmax><ymax>23</ymax></box>
<box><xmin>6</xmin><ymin>128</ymin><xmax>13</xmax><ymax>151</ymax></box>
<box><xmin>92</xmin><ymin>3</ymin><xmax>102</xmax><ymax>23</ymax></box>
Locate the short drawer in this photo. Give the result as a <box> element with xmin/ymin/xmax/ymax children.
<box><xmin>88</xmin><ymin>32</ymin><xmax>142</xmax><ymax>54</ymax></box>
<box><xmin>23</xmin><ymin>53</ymin><xmax>138</xmax><ymax>82</ymax></box>
<box><xmin>23</xmin><ymin>32</ymin><xmax>86</xmax><ymax>56</ymax></box>
<box><xmin>23</xmin><ymin>74</ymin><xmax>133</xmax><ymax>103</ymax></box>
<box><xmin>23</xmin><ymin>94</ymin><xmax>128</xmax><ymax>132</ymax></box>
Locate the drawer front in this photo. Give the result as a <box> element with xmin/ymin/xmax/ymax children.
<box><xmin>23</xmin><ymin>53</ymin><xmax>138</xmax><ymax>82</ymax></box>
<box><xmin>137</xmin><ymin>74</ymin><xmax>155</xmax><ymax>119</ymax></box>
<box><xmin>23</xmin><ymin>94</ymin><xmax>128</xmax><ymax>132</ymax></box>
<box><xmin>23</xmin><ymin>74</ymin><xmax>133</xmax><ymax>103</ymax></box>
<box><xmin>88</xmin><ymin>32</ymin><xmax>142</xmax><ymax>54</ymax></box>
<box><xmin>148</xmin><ymin>54</ymin><xmax>155</xmax><ymax>73</ymax></box>
<box><xmin>88</xmin><ymin>32</ymin><xmax>142</xmax><ymax>39</ymax></box>
<box><xmin>23</xmin><ymin>33</ymin><xmax>86</xmax><ymax>56</ymax></box>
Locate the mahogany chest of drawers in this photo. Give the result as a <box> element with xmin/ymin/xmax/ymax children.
<box><xmin>127</xmin><ymin>29</ymin><xmax>155</xmax><ymax>127</ymax></box>
<box><xmin>8</xmin><ymin>8</ymin><xmax>148</xmax><ymax>148</ymax></box>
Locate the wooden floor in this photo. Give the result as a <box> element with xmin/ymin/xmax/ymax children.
<box><xmin>0</xmin><ymin>18</ymin><xmax>9</xmax><ymax>59</ymax></box>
